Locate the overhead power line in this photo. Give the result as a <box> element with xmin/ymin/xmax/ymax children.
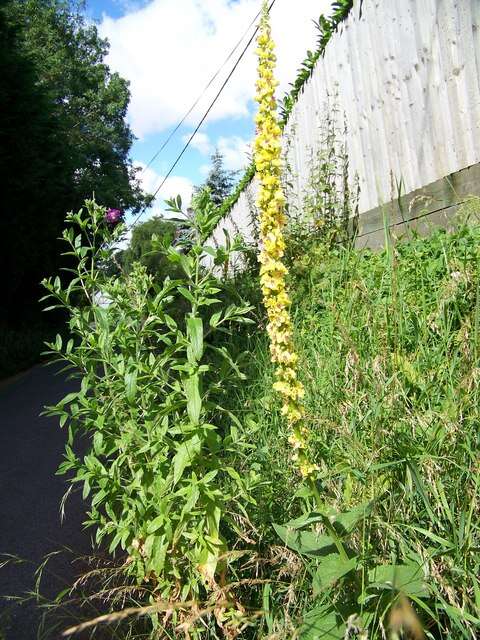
<box><xmin>139</xmin><ymin>6</ymin><xmax>264</xmax><ymax>177</ymax></box>
<box><xmin>129</xmin><ymin>0</ymin><xmax>277</xmax><ymax>230</ymax></box>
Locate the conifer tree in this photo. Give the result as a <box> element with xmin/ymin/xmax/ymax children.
<box><xmin>202</xmin><ymin>149</ymin><xmax>237</xmax><ymax>207</ymax></box>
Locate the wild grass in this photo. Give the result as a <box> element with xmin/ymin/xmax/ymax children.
<box><xmin>224</xmin><ymin>203</ymin><xmax>480</xmax><ymax>638</ymax></box>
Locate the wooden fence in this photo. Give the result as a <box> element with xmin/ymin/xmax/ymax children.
<box><xmin>212</xmin><ymin>0</ymin><xmax>480</xmax><ymax>249</ymax></box>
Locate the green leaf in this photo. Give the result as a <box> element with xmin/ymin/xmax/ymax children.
<box><xmin>178</xmin><ymin>286</ymin><xmax>195</xmax><ymax>304</ymax></box>
<box><xmin>368</xmin><ymin>562</ymin><xmax>427</xmax><ymax>597</ymax></box>
<box><xmin>313</xmin><ymin>554</ymin><xmax>357</xmax><ymax>593</ymax></box>
<box><xmin>263</xmin><ymin>584</ymin><xmax>273</xmax><ymax>633</ymax></box>
<box><xmin>187</xmin><ymin>316</ymin><xmax>204</xmax><ymax>363</ymax></box>
<box><xmin>93</xmin><ymin>306</ymin><xmax>109</xmax><ymax>332</ymax></box>
<box><xmin>109</xmin><ymin>529</ymin><xmax>124</xmax><ymax>554</ymax></box>
<box><xmin>82</xmin><ymin>478</ymin><xmax>91</xmax><ymax>499</ymax></box>
<box><xmin>284</xmin><ymin>503</ymin><xmax>373</xmax><ymax>537</ymax></box>
<box><xmin>93</xmin><ymin>431</ymin><xmax>104</xmax><ymax>455</ymax></box>
<box><xmin>150</xmin><ymin>535</ymin><xmax>168</xmax><ymax>575</ymax></box>
<box><xmin>147</xmin><ymin>515</ymin><xmax>164</xmax><ymax>534</ymax></box>
<box><xmin>331</xmin><ymin>501</ymin><xmax>373</xmax><ymax>535</ymax></box>
<box><xmin>273</xmin><ymin>523</ymin><xmax>336</xmax><ymax>557</ymax></box>
<box><xmin>184</xmin><ymin>374</ymin><xmax>202</xmax><ymax>424</ymax></box>
<box><xmin>173</xmin><ymin>435</ymin><xmax>202</xmax><ymax>485</ymax></box>
<box><xmin>284</xmin><ymin>511</ymin><xmax>327</xmax><ymax>529</ymax></box>
<box><xmin>209</xmin><ymin>311</ymin><xmax>222</xmax><ymax>327</ymax></box>
<box><xmin>125</xmin><ymin>370</ymin><xmax>137</xmax><ymax>405</ymax></box>
<box><xmin>406</xmin><ymin>461</ymin><xmax>437</xmax><ymax>524</ymax></box>
<box><xmin>300</xmin><ymin>605</ymin><xmax>346</xmax><ymax>639</ymax></box>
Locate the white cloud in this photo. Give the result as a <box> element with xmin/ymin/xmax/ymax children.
<box><xmin>185</xmin><ymin>132</ymin><xmax>250</xmax><ymax>172</ymax></box>
<box><xmin>134</xmin><ymin>161</ymin><xmax>194</xmax><ymax>218</ymax></box>
<box><xmin>217</xmin><ymin>135</ymin><xmax>251</xmax><ymax>171</ymax></box>
<box><xmin>183</xmin><ymin>131</ymin><xmax>213</xmax><ymax>156</ymax></box>
<box><xmin>99</xmin><ymin>0</ymin><xmax>332</xmax><ymax>138</ymax></box>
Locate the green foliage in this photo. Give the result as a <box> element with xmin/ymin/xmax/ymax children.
<box><xmin>216</xmin><ymin>162</ymin><xmax>256</xmax><ymax>225</ymax></box>
<box><xmin>284</xmin><ymin>100</ymin><xmax>359</xmax><ymax>258</ymax></box>
<box><xmin>115</xmin><ymin>216</ymin><xmax>180</xmax><ymax>282</ymax></box>
<box><xmin>28</xmin><ymin>207</ymin><xmax>480</xmax><ymax>638</ymax></box>
<box><xmin>216</xmin><ymin>1</ymin><xmax>356</xmax><ymax>228</ymax></box>
<box><xmin>0</xmin><ymin>0</ymin><xmax>146</xmax><ymax>368</ymax></box>
<box><xmin>5</xmin><ymin>0</ymin><xmax>145</xmax><ymax>213</ymax></box>
<box><xmin>226</xmin><ymin>207</ymin><xmax>480</xmax><ymax>638</ymax></box>
<box><xmin>278</xmin><ymin>1</ymin><xmax>356</xmax><ymax>125</ymax></box>
<box><xmin>42</xmin><ymin>199</ymin><xmax>258</xmax><ymax>628</ymax></box>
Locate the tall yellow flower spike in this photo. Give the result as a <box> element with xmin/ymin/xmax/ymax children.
<box><xmin>254</xmin><ymin>1</ymin><xmax>317</xmax><ymax>479</ymax></box>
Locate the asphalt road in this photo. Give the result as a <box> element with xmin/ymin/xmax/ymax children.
<box><xmin>0</xmin><ymin>364</ymin><xmax>91</xmax><ymax>639</ymax></box>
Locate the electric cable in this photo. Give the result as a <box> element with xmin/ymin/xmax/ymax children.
<box><xmin>129</xmin><ymin>0</ymin><xmax>277</xmax><ymax>229</ymax></box>
<box><xmin>139</xmin><ymin>5</ymin><xmax>264</xmax><ymax>176</ymax></box>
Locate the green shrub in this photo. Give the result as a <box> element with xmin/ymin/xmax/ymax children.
<box><xmin>36</xmin><ymin>200</ymin><xmax>480</xmax><ymax>639</ymax></box>
<box><xmin>41</xmin><ymin>199</ymin><xmax>260</xmax><ymax>635</ymax></box>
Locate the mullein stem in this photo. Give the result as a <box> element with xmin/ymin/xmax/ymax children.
<box><xmin>308</xmin><ymin>478</ymin><xmax>349</xmax><ymax>561</ymax></box>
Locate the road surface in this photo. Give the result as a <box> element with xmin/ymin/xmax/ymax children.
<box><xmin>0</xmin><ymin>364</ymin><xmax>91</xmax><ymax>639</ymax></box>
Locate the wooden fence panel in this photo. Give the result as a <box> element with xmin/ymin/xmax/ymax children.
<box><xmin>213</xmin><ymin>0</ymin><xmax>480</xmax><ymax>248</ymax></box>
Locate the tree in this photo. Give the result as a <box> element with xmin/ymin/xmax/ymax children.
<box><xmin>0</xmin><ymin>0</ymin><xmax>146</xmax><ymax>327</ymax></box>
<box><xmin>201</xmin><ymin>149</ymin><xmax>237</xmax><ymax>207</ymax></box>
<box><xmin>116</xmin><ymin>217</ymin><xmax>179</xmax><ymax>282</ymax></box>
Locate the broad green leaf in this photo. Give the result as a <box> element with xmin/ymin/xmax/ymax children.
<box><xmin>209</xmin><ymin>311</ymin><xmax>222</xmax><ymax>327</ymax></box>
<box><xmin>313</xmin><ymin>554</ymin><xmax>357</xmax><ymax>593</ymax></box>
<box><xmin>331</xmin><ymin>501</ymin><xmax>373</xmax><ymax>535</ymax></box>
<box><xmin>285</xmin><ymin>512</ymin><xmax>328</xmax><ymax>529</ymax></box>
<box><xmin>300</xmin><ymin>605</ymin><xmax>346</xmax><ymax>639</ymax></box>
<box><xmin>274</xmin><ymin>523</ymin><xmax>336</xmax><ymax>557</ymax></box>
<box><xmin>91</xmin><ymin>489</ymin><xmax>107</xmax><ymax>507</ymax></box>
<box><xmin>93</xmin><ymin>306</ymin><xmax>109</xmax><ymax>332</ymax></box>
<box><xmin>93</xmin><ymin>431</ymin><xmax>103</xmax><ymax>455</ymax></box>
<box><xmin>198</xmin><ymin>502</ymin><xmax>225</xmax><ymax>583</ymax></box>
<box><xmin>178</xmin><ymin>286</ymin><xmax>195</xmax><ymax>303</ymax></box>
<box><xmin>368</xmin><ymin>562</ymin><xmax>427</xmax><ymax>596</ymax></box>
<box><xmin>184</xmin><ymin>374</ymin><xmax>202</xmax><ymax>424</ymax></box>
<box><xmin>187</xmin><ymin>317</ymin><xmax>204</xmax><ymax>363</ymax></box>
<box><xmin>150</xmin><ymin>535</ymin><xmax>168</xmax><ymax>575</ymax></box>
<box><xmin>147</xmin><ymin>515</ymin><xmax>164</xmax><ymax>534</ymax></box>
<box><xmin>181</xmin><ymin>484</ymin><xmax>200</xmax><ymax>515</ymax></box>
<box><xmin>282</xmin><ymin>503</ymin><xmax>373</xmax><ymax>537</ymax></box>
<box><xmin>202</xmin><ymin>246</ymin><xmax>217</xmax><ymax>258</ymax></box>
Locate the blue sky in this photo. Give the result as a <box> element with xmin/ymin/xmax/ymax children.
<box><xmin>84</xmin><ymin>0</ymin><xmax>330</xmax><ymax>218</ymax></box>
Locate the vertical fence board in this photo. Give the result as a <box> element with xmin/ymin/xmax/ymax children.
<box><xmin>213</xmin><ymin>0</ymin><xmax>480</xmax><ymax>247</ymax></box>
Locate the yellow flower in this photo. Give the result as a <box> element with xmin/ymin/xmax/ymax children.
<box><xmin>288</xmin><ymin>432</ymin><xmax>306</xmax><ymax>449</ymax></box>
<box><xmin>253</xmin><ymin>1</ymin><xmax>316</xmax><ymax>480</ymax></box>
<box><xmin>299</xmin><ymin>460</ymin><xmax>320</xmax><ymax>479</ymax></box>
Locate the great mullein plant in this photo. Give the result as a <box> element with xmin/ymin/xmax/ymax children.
<box><xmin>253</xmin><ymin>11</ymin><xmax>427</xmax><ymax>639</ymax></box>
<box><xmin>254</xmin><ymin>1</ymin><xmax>316</xmax><ymax>479</ymax></box>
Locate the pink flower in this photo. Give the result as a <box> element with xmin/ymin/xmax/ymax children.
<box><xmin>105</xmin><ymin>208</ymin><xmax>123</xmax><ymax>227</ymax></box>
